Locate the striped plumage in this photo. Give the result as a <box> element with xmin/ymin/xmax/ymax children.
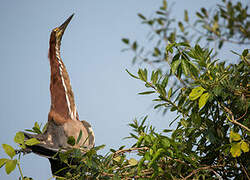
<box><xmin>23</xmin><ymin>14</ymin><xmax>94</xmax><ymax>175</ymax></box>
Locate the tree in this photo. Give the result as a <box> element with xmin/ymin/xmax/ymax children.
<box><xmin>1</xmin><ymin>0</ymin><xmax>249</xmax><ymax>179</ymax></box>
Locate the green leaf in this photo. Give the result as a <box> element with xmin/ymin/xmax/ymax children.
<box><xmin>138</xmin><ymin>157</ymin><xmax>145</xmax><ymax>172</ymax></box>
<box><xmin>156</xmin><ymin>10</ymin><xmax>165</xmax><ymax>16</ymax></box>
<box><xmin>137</xmin><ymin>13</ymin><xmax>146</xmax><ymax>20</ymax></box>
<box><xmin>138</xmin><ymin>91</ymin><xmax>155</xmax><ymax>95</ymax></box>
<box><xmin>242</xmin><ymin>49</ymin><xmax>248</xmax><ymax>57</ymax></box>
<box><xmin>180</xmin><ymin>119</ymin><xmax>188</xmax><ymax>127</ymax></box>
<box><xmin>138</xmin><ymin>68</ymin><xmax>147</xmax><ymax>81</ymax></box>
<box><xmin>184</xmin><ymin>10</ymin><xmax>189</xmax><ymax>22</ymax></box>
<box><xmin>59</xmin><ymin>152</ymin><xmax>68</xmax><ymax>164</ymax></box>
<box><xmin>42</xmin><ymin>123</ymin><xmax>48</xmax><ymax>133</ymax></box>
<box><xmin>113</xmin><ymin>175</ymin><xmax>121</xmax><ymax>180</ymax></box>
<box><xmin>154</xmin><ymin>103</ymin><xmax>166</xmax><ymax>109</ymax></box>
<box><xmin>132</xmin><ymin>41</ymin><xmax>137</xmax><ymax>51</ymax></box>
<box><xmin>196</xmin><ymin>12</ymin><xmax>204</xmax><ymax>19</ymax></box>
<box><xmin>76</xmin><ymin>130</ymin><xmax>82</xmax><ymax>144</ymax></box>
<box><xmin>110</xmin><ymin>149</ymin><xmax>116</xmax><ymax>153</ymax></box>
<box><xmin>128</xmin><ymin>158</ymin><xmax>138</xmax><ymax>166</ymax></box>
<box><xmin>156</xmin><ymin>84</ymin><xmax>166</xmax><ymax>97</ymax></box>
<box><xmin>178</xmin><ymin>22</ymin><xmax>184</xmax><ymax>32</ymax></box>
<box><xmin>218</xmin><ymin>40</ymin><xmax>224</xmax><ymax>49</ymax></box>
<box><xmin>19</xmin><ymin>144</ymin><xmax>26</xmax><ymax>149</ymax></box>
<box><xmin>168</xmin><ymin>88</ymin><xmax>172</xmax><ymax>99</ymax></box>
<box><xmin>136</xmin><ymin>136</ymin><xmax>144</xmax><ymax>147</ymax></box>
<box><xmin>178</xmin><ymin>42</ymin><xmax>190</xmax><ymax>47</ymax></box>
<box><xmin>199</xmin><ymin>92</ymin><xmax>210</xmax><ymax>109</ymax></box>
<box><xmin>0</xmin><ymin>158</ymin><xmax>8</xmax><ymax>168</ymax></box>
<box><xmin>163</xmin><ymin>129</ymin><xmax>172</xmax><ymax>133</ymax></box>
<box><xmin>154</xmin><ymin>47</ymin><xmax>161</xmax><ymax>56</ymax></box>
<box><xmin>113</xmin><ymin>156</ymin><xmax>121</xmax><ymax>162</ymax></box>
<box><xmin>33</xmin><ymin>122</ymin><xmax>42</xmax><ymax>134</ymax></box>
<box><xmin>67</xmin><ymin>136</ymin><xmax>75</xmax><ymax>146</ymax></box>
<box><xmin>23</xmin><ymin>177</ymin><xmax>33</xmax><ymax>180</ymax></box>
<box><xmin>94</xmin><ymin>144</ymin><xmax>105</xmax><ymax>151</ymax></box>
<box><xmin>230</xmin><ymin>131</ymin><xmax>241</xmax><ymax>141</ymax></box>
<box><xmin>171</xmin><ymin>59</ymin><xmax>181</xmax><ymax>74</ymax></box>
<box><xmin>230</xmin><ymin>142</ymin><xmax>241</xmax><ymax>157</ymax></box>
<box><xmin>240</xmin><ymin>140</ymin><xmax>249</xmax><ymax>152</ymax></box>
<box><xmin>230</xmin><ymin>50</ymin><xmax>240</xmax><ymax>56</ymax></box>
<box><xmin>14</xmin><ymin>132</ymin><xmax>25</xmax><ymax>144</ymax></box>
<box><xmin>189</xmin><ymin>86</ymin><xmax>206</xmax><ymax>100</ymax></box>
<box><xmin>32</xmin><ymin>127</ymin><xmax>42</xmax><ymax>134</ymax></box>
<box><xmin>166</xmin><ymin>43</ymin><xmax>176</xmax><ymax>53</ymax></box>
<box><xmin>122</xmin><ymin>38</ymin><xmax>129</xmax><ymax>44</ymax></box>
<box><xmin>181</xmin><ymin>59</ymin><xmax>189</xmax><ymax>76</ymax></box>
<box><xmin>144</xmin><ymin>151</ymin><xmax>151</xmax><ymax>161</ymax></box>
<box><xmin>187</xmin><ymin>60</ymin><xmax>199</xmax><ymax>73</ymax></box>
<box><xmin>5</xmin><ymin>159</ymin><xmax>17</xmax><ymax>174</ymax></box>
<box><xmin>24</xmin><ymin>129</ymin><xmax>37</xmax><ymax>133</ymax></box>
<box><xmin>34</xmin><ymin>122</ymin><xmax>40</xmax><ymax>129</ymax></box>
<box><xmin>151</xmin><ymin>70</ymin><xmax>159</xmax><ymax>84</ymax></box>
<box><xmin>201</xmin><ymin>8</ymin><xmax>208</xmax><ymax>17</ymax></box>
<box><xmin>2</xmin><ymin>144</ymin><xmax>16</xmax><ymax>159</ymax></box>
<box><xmin>212</xmin><ymin>21</ymin><xmax>219</xmax><ymax>32</ymax></box>
<box><xmin>149</xmin><ymin>148</ymin><xmax>165</xmax><ymax>167</ymax></box>
<box><xmin>161</xmin><ymin>138</ymin><xmax>170</xmax><ymax>148</ymax></box>
<box><xmin>162</xmin><ymin>0</ymin><xmax>167</xmax><ymax>10</ymax></box>
<box><xmin>126</xmin><ymin>69</ymin><xmax>139</xmax><ymax>79</ymax></box>
<box><xmin>25</xmin><ymin>138</ymin><xmax>40</xmax><ymax>146</ymax></box>
<box><xmin>143</xmin><ymin>69</ymin><xmax>148</xmax><ymax>80</ymax></box>
<box><xmin>167</xmin><ymin>149</ymin><xmax>173</xmax><ymax>157</ymax></box>
<box><xmin>161</xmin><ymin>76</ymin><xmax>169</xmax><ymax>88</ymax></box>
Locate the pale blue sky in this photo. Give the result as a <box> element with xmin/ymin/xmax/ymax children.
<box><xmin>0</xmin><ymin>0</ymin><xmax>247</xmax><ymax>179</ymax></box>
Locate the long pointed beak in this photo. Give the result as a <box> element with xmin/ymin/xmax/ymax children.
<box><xmin>59</xmin><ymin>13</ymin><xmax>74</xmax><ymax>32</ymax></box>
<box><xmin>56</xmin><ymin>14</ymin><xmax>74</xmax><ymax>42</ymax></box>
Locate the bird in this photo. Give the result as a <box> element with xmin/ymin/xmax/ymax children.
<box><xmin>23</xmin><ymin>14</ymin><xmax>95</xmax><ymax>175</ymax></box>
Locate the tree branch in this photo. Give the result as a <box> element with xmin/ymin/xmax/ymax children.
<box><xmin>220</xmin><ymin>103</ymin><xmax>250</xmax><ymax>132</ymax></box>
<box><xmin>183</xmin><ymin>165</ymin><xmax>223</xmax><ymax>180</ymax></box>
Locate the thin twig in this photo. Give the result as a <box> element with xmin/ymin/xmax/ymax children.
<box><xmin>102</xmin><ymin>169</ymin><xmax>153</xmax><ymax>179</ymax></box>
<box><xmin>183</xmin><ymin>165</ymin><xmax>223</xmax><ymax>180</ymax></box>
<box><xmin>166</xmin><ymin>156</ymin><xmax>187</xmax><ymax>165</ymax></box>
<box><xmin>187</xmin><ymin>22</ymin><xmax>250</xmax><ymax>45</ymax></box>
<box><xmin>165</xmin><ymin>52</ymin><xmax>188</xmax><ymax>88</ymax></box>
<box><xmin>220</xmin><ymin>103</ymin><xmax>250</xmax><ymax>132</ymax></box>
<box><xmin>17</xmin><ymin>161</ymin><xmax>24</xmax><ymax>180</ymax></box>
<box><xmin>240</xmin><ymin>162</ymin><xmax>250</xmax><ymax>180</ymax></box>
<box><xmin>113</xmin><ymin>147</ymin><xmax>149</xmax><ymax>157</ymax></box>
<box><xmin>211</xmin><ymin>169</ymin><xmax>223</xmax><ymax>180</ymax></box>
<box><xmin>235</xmin><ymin>106</ymin><xmax>248</xmax><ymax>121</ymax></box>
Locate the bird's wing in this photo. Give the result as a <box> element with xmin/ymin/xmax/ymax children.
<box><xmin>22</xmin><ymin>132</ymin><xmax>62</xmax><ymax>158</ymax></box>
<box><xmin>81</xmin><ymin>120</ymin><xmax>95</xmax><ymax>147</ymax></box>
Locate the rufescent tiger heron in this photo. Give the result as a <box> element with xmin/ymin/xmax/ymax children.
<box><xmin>23</xmin><ymin>14</ymin><xmax>95</xmax><ymax>176</ymax></box>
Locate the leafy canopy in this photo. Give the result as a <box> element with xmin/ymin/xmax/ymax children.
<box><xmin>1</xmin><ymin>0</ymin><xmax>249</xmax><ymax>179</ymax></box>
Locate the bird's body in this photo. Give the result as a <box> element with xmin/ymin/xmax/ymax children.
<box><xmin>23</xmin><ymin>14</ymin><xmax>94</xmax><ymax>174</ymax></box>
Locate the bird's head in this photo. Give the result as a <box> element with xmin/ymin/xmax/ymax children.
<box><xmin>50</xmin><ymin>14</ymin><xmax>74</xmax><ymax>47</ymax></box>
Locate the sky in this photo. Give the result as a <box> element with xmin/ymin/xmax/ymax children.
<box><xmin>0</xmin><ymin>0</ymin><xmax>248</xmax><ymax>179</ymax></box>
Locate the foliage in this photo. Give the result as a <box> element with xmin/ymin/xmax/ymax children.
<box><xmin>1</xmin><ymin>0</ymin><xmax>250</xmax><ymax>179</ymax></box>
<box><xmin>0</xmin><ymin>131</ymin><xmax>39</xmax><ymax>179</ymax></box>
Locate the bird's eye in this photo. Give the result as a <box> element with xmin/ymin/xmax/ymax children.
<box><xmin>53</xmin><ymin>28</ymin><xmax>59</xmax><ymax>32</ymax></box>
